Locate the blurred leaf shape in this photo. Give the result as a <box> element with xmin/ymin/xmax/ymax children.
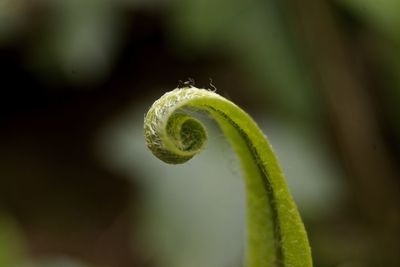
<box><xmin>30</xmin><ymin>0</ymin><xmax>121</xmax><ymax>85</ymax></box>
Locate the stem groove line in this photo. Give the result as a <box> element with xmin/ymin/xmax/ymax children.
<box><xmin>205</xmin><ymin>105</ymin><xmax>284</xmax><ymax>267</ymax></box>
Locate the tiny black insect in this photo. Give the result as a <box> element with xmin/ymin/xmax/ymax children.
<box><xmin>178</xmin><ymin>77</ymin><xmax>195</xmax><ymax>88</ymax></box>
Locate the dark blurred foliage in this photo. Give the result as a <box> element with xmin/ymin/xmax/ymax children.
<box><xmin>0</xmin><ymin>0</ymin><xmax>399</xmax><ymax>266</ymax></box>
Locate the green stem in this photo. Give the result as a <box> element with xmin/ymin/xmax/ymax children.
<box><xmin>144</xmin><ymin>87</ymin><xmax>312</xmax><ymax>267</ymax></box>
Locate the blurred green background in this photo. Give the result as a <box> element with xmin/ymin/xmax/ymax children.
<box><xmin>1</xmin><ymin>0</ymin><xmax>399</xmax><ymax>266</ymax></box>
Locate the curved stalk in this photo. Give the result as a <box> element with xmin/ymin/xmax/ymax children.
<box><xmin>144</xmin><ymin>87</ymin><xmax>312</xmax><ymax>267</ymax></box>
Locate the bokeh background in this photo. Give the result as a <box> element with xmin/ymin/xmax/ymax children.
<box><xmin>1</xmin><ymin>0</ymin><xmax>399</xmax><ymax>266</ymax></box>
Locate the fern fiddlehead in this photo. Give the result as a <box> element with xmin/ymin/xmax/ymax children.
<box><xmin>144</xmin><ymin>87</ymin><xmax>312</xmax><ymax>267</ymax></box>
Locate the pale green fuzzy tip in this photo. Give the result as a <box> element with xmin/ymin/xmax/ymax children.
<box><xmin>144</xmin><ymin>87</ymin><xmax>215</xmax><ymax>164</ymax></box>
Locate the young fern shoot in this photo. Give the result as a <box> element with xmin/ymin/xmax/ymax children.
<box><xmin>144</xmin><ymin>86</ymin><xmax>312</xmax><ymax>267</ymax></box>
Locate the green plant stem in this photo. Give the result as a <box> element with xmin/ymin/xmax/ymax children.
<box><xmin>144</xmin><ymin>87</ymin><xmax>312</xmax><ymax>267</ymax></box>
